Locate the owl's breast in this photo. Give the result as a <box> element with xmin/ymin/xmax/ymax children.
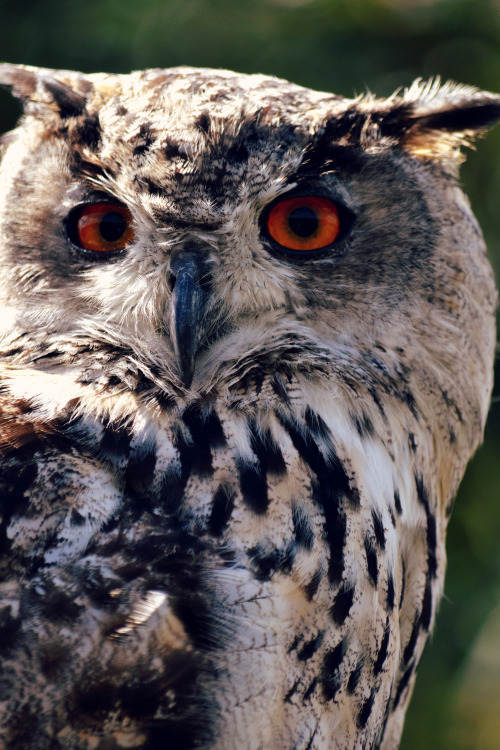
<box><xmin>0</xmin><ymin>374</ymin><xmax>444</xmax><ymax>750</ymax></box>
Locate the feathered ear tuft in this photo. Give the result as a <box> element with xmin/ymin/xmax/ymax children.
<box><xmin>385</xmin><ymin>79</ymin><xmax>500</xmax><ymax>165</ymax></box>
<box><xmin>0</xmin><ymin>63</ymin><xmax>89</xmax><ymax>118</ymax></box>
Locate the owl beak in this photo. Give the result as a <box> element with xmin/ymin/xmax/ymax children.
<box><xmin>169</xmin><ymin>249</ymin><xmax>211</xmax><ymax>388</ymax></box>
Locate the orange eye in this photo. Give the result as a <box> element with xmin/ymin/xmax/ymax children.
<box><xmin>68</xmin><ymin>203</ymin><xmax>134</xmax><ymax>253</ymax></box>
<box><xmin>264</xmin><ymin>195</ymin><xmax>342</xmax><ymax>253</ymax></box>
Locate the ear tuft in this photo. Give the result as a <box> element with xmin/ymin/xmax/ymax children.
<box><xmin>0</xmin><ymin>63</ymin><xmax>88</xmax><ymax>118</ymax></box>
<box><xmin>395</xmin><ymin>78</ymin><xmax>500</xmax><ymax>164</ymax></box>
<box><xmin>0</xmin><ymin>63</ymin><xmax>39</xmax><ymax>100</ymax></box>
<box><xmin>38</xmin><ymin>76</ymin><xmax>86</xmax><ymax>118</ymax></box>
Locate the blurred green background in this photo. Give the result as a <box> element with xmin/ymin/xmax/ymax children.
<box><xmin>0</xmin><ymin>0</ymin><xmax>499</xmax><ymax>747</ymax></box>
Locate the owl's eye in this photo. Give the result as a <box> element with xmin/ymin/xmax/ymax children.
<box><xmin>263</xmin><ymin>195</ymin><xmax>342</xmax><ymax>253</ymax></box>
<box><xmin>66</xmin><ymin>203</ymin><xmax>134</xmax><ymax>254</ymax></box>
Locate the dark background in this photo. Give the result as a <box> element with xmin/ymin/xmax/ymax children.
<box><xmin>0</xmin><ymin>1</ymin><xmax>499</xmax><ymax>747</ymax></box>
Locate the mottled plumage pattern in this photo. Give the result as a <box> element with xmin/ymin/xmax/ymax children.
<box><xmin>0</xmin><ymin>64</ymin><xmax>498</xmax><ymax>750</ymax></box>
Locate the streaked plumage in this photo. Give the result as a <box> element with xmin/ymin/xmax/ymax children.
<box><xmin>0</xmin><ymin>64</ymin><xmax>498</xmax><ymax>749</ymax></box>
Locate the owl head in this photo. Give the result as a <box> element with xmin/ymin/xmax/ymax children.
<box><xmin>0</xmin><ymin>64</ymin><xmax>498</xmax><ymax>464</ymax></box>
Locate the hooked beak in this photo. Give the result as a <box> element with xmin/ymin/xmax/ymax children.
<box><xmin>168</xmin><ymin>248</ymin><xmax>211</xmax><ymax>388</ymax></box>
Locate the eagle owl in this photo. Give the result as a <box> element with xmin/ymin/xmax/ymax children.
<box><xmin>0</xmin><ymin>63</ymin><xmax>498</xmax><ymax>750</ymax></box>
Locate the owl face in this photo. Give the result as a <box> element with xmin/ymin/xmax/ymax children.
<box><xmin>0</xmin><ymin>66</ymin><xmax>499</xmax><ymax>750</ymax></box>
<box><xmin>0</xmin><ymin>66</ymin><xmax>495</xmax><ymax>405</ymax></box>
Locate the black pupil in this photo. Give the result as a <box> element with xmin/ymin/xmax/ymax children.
<box><xmin>287</xmin><ymin>206</ymin><xmax>318</xmax><ymax>238</ymax></box>
<box><xmin>99</xmin><ymin>211</ymin><xmax>126</xmax><ymax>242</ymax></box>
